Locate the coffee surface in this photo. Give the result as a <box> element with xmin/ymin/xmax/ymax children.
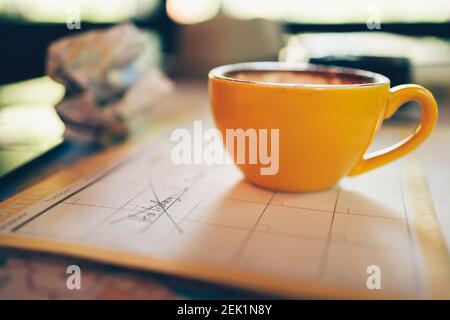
<box><xmin>227</xmin><ymin>70</ymin><xmax>373</xmax><ymax>85</ymax></box>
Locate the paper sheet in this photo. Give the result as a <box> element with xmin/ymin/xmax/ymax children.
<box><xmin>0</xmin><ymin>114</ymin><xmax>449</xmax><ymax>299</ymax></box>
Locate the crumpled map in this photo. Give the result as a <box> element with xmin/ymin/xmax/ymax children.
<box><xmin>46</xmin><ymin>24</ymin><xmax>173</xmax><ymax>145</ymax></box>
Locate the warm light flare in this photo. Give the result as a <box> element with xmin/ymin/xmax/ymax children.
<box><xmin>166</xmin><ymin>0</ymin><xmax>220</xmax><ymax>24</ymax></box>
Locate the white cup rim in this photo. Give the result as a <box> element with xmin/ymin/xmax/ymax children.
<box><xmin>209</xmin><ymin>61</ymin><xmax>390</xmax><ymax>89</ymax></box>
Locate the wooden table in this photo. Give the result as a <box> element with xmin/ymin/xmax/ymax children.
<box><xmin>1</xmin><ymin>80</ymin><xmax>449</xmax><ymax>299</ymax></box>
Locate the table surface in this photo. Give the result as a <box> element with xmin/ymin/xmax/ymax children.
<box><xmin>0</xmin><ymin>80</ymin><xmax>276</xmax><ymax>299</ymax></box>
<box><xmin>1</xmin><ymin>79</ymin><xmax>449</xmax><ymax>299</ymax></box>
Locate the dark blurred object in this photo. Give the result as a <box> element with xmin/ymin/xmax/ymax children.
<box><xmin>281</xmin><ymin>32</ymin><xmax>450</xmax><ymax>86</ymax></box>
<box><xmin>0</xmin><ymin>6</ymin><xmax>177</xmax><ymax>85</ymax></box>
<box><xmin>284</xmin><ymin>22</ymin><xmax>450</xmax><ymax>38</ymax></box>
<box><xmin>309</xmin><ymin>56</ymin><xmax>412</xmax><ymax>86</ymax></box>
<box><xmin>175</xmin><ymin>15</ymin><xmax>283</xmax><ymax>77</ymax></box>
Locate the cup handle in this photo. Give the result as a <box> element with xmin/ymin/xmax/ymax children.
<box><xmin>349</xmin><ymin>84</ymin><xmax>438</xmax><ymax>176</ymax></box>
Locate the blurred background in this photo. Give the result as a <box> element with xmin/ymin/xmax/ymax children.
<box><xmin>0</xmin><ymin>0</ymin><xmax>449</xmax><ymax>83</ymax></box>
<box><xmin>0</xmin><ymin>0</ymin><xmax>449</xmax><ymax>189</ymax></box>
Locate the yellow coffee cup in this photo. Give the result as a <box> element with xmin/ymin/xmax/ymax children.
<box><xmin>209</xmin><ymin>62</ymin><xmax>438</xmax><ymax>192</ymax></box>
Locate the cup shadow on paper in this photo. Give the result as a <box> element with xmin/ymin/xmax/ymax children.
<box><xmin>184</xmin><ymin>176</ymin><xmax>405</xmax><ymax>242</ymax></box>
